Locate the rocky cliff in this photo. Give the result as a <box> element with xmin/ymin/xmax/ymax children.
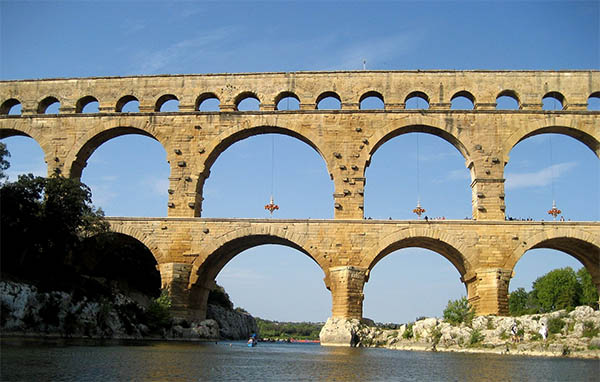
<box><xmin>0</xmin><ymin>280</ymin><xmax>256</xmax><ymax>341</ymax></box>
<box><xmin>320</xmin><ymin>307</ymin><xmax>600</xmax><ymax>358</ymax></box>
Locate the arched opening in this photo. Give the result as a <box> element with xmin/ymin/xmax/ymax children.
<box><xmin>496</xmin><ymin>90</ymin><xmax>520</xmax><ymax>110</ymax></box>
<box><xmin>359</xmin><ymin>91</ymin><xmax>384</xmax><ymax>110</ymax></box>
<box><xmin>588</xmin><ymin>92</ymin><xmax>600</xmax><ymax>111</ymax></box>
<box><xmin>316</xmin><ymin>91</ymin><xmax>341</xmax><ymax>110</ymax></box>
<box><xmin>155</xmin><ymin>94</ymin><xmax>179</xmax><ymax>112</ymax></box>
<box><xmin>542</xmin><ymin>92</ymin><xmax>565</xmax><ymax>111</ymax></box>
<box><xmin>505</xmin><ymin>133</ymin><xmax>598</xmax><ymax>221</ymax></box>
<box><xmin>78</xmin><ymin>232</ymin><xmax>162</xmax><ymax>301</ymax></box>
<box><xmin>116</xmin><ymin>95</ymin><xmax>140</xmax><ymax>112</ymax></box>
<box><xmin>213</xmin><ymin>243</ymin><xmax>330</xmax><ymax>322</ymax></box>
<box><xmin>0</xmin><ymin>134</ymin><xmax>46</xmax><ymax>180</ymax></box>
<box><xmin>235</xmin><ymin>92</ymin><xmax>260</xmax><ymax>111</ymax></box>
<box><xmin>364</xmin><ymin>239</ymin><xmax>468</xmax><ymax>323</ymax></box>
<box><xmin>275</xmin><ymin>92</ymin><xmax>300</xmax><ymax>111</ymax></box>
<box><xmin>76</xmin><ymin>96</ymin><xmax>99</xmax><ymax>113</ymax></box>
<box><xmin>37</xmin><ymin>96</ymin><xmax>60</xmax><ymax>114</ymax></box>
<box><xmin>196</xmin><ymin>93</ymin><xmax>220</xmax><ymax>112</ymax></box>
<box><xmin>365</xmin><ymin>128</ymin><xmax>471</xmax><ymax>220</ymax></box>
<box><xmin>77</xmin><ymin>130</ymin><xmax>169</xmax><ymax>217</ymax></box>
<box><xmin>509</xmin><ymin>238</ymin><xmax>599</xmax><ymax>314</ymax></box>
<box><xmin>450</xmin><ymin>91</ymin><xmax>475</xmax><ymax>110</ymax></box>
<box><xmin>1</xmin><ymin>98</ymin><xmax>21</xmax><ymax>115</ymax></box>
<box><xmin>202</xmin><ymin>130</ymin><xmax>332</xmax><ymax>219</ymax></box>
<box><xmin>404</xmin><ymin>92</ymin><xmax>430</xmax><ymax>110</ymax></box>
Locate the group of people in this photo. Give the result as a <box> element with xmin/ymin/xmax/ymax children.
<box><xmin>510</xmin><ymin>322</ymin><xmax>547</xmax><ymax>343</ymax></box>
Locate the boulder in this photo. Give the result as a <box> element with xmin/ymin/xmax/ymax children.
<box><xmin>319</xmin><ymin>317</ymin><xmax>361</xmax><ymax>347</ymax></box>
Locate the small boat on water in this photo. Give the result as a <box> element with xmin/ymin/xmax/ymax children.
<box><xmin>247</xmin><ymin>333</ymin><xmax>258</xmax><ymax>347</ymax></box>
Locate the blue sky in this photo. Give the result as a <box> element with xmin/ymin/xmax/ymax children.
<box><xmin>1</xmin><ymin>1</ymin><xmax>598</xmax><ymax>323</ymax></box>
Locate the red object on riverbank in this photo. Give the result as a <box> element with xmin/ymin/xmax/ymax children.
<box><xmin>289</xmin><ymin>339</ymin><xmax>320</xmax><ymax>343</ymax></box>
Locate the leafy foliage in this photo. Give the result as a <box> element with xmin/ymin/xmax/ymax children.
<box><xmin>469</xmin><ymin>328</ymin><xmax>485</xmax><ymax>346</ymax></box>
<box><xmin>443</xmin><ymin>297</ymin><xmax>474</xmax><ymax>326</ymax></box>
<box><xmin>255</xmin><ymin>318</ymin><xmax>323</xmax><ymax>340</ymax></box>
<box><xmin>402</xmin><ymin>323</ymin><xmax>414</xmax><ymax>339</ymax></box>
<box><xmin>582</xmin><ymin>321</ymin><xmax>599</xmax><ymax>338</ymax></box>
<box><xmin>1</xmin><ymin>173</ymin><xmax>109</xmax><ymax>283</ymax></box>
<box><xmin>145</xmin><ymin>289</ymin><xmax>172</xmax><ymax>331</ymax></box>
<box><xmin>509</xmin><ymin>267</ymin><xmax>597</xmax><ymax>315</ymax></box>
<box><xmin>546</xmin><ymin>317</ymin><xmax>566</xmax><ymax>334</ymax></box>
<box><xmin>0</xmin><ymin>142</ymin><xmax>9</xmax><ymax>182</ymax></box>
<box><xmin>207</xmin><ymin>284</ymin><xmax>234</xmax><ymax>310</ymax></box>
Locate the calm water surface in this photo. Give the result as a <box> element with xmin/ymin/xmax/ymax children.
<box><xmin>1</xmin><ymin>338</ymin><xmax>598</xmax><ymax>381</ymax></box>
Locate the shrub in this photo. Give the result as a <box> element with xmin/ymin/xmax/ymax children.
<box><xmin>582</xmin><ymin>321</ymin><xmax>599</xmax><ymax>338</ymax></box>
<box><xmin>430</xmin><ymin>326</ymin><xmax>442</xmax><ymax>346</ymax></box>
<box><xmin>402</xmin><ymin>323</ymin><xmax>414</xmax><ymax>339</ymax></box>
<box><xmin>443</xmin><ymin>297</ymin><xmax>474</xmax><ymax>326</ymax></box>
<box><xmin>145</xmin><ymin>289</ymin><xmax>172</xmax><ymax>331</ymax></box>
<box><xmin>529</xmin><ymin>331</ymin><xmax>542</xmax><ymax>341</ymax></box>
<box><xmin>547</xmin><ymin>317</ymin><xmax>566</xmax><ymax>334</ymax></box>
<box><xmin>207</xmin><ymin>284</ymin><xmax>234</xmax><ymax>310</ymax></box>
<box><xmin>469</xmin><ymin>329</ymin><xmax>484</xmax><ymax>346</ymax></box>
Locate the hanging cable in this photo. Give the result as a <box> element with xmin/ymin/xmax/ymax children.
<box><xmin>265</xmin><ymin>134</ymin><xmax>279</xmax><ymax>216</ymax></box>
<box><xmin>413</xmin><ymin>132</ymin><xmax>426</xmax><ymax>219</ymax></box>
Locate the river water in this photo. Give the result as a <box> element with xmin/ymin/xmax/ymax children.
<box><xmin>1</xmin><ymin>338</ymin><xmax>598</xmax><ymax>381</ymax></box>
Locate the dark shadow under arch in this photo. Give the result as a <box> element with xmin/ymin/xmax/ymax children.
<box><xmin>1</xmin><ymin>98</ymin><xmax>21</xmax><ymax>115</ymax></box>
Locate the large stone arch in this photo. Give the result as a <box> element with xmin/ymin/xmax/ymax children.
<box><xmin>194</xmin><ymin>124</ymin><xmax>333</xmax><ymax>216</ymax></box>
<box><xmin>365</xmin><ymin>119</ymin><xmax>472</xmax><ymax>172</ymax></box>
<box><xmin>0</xmin><ymin>127</ymin><xmax>53</xmax><ymax>175</ymax></box>
<box><xmin>504</xmin><ymin>228</ymin><xmax>600</xmax><ymax>282</ymax></box>
<box><xmin>64</xmin><ymin>123</ymin><xmax>169</xmax><ymax>179</ymax></box>
<box><xmin>189</xmin><ymin>226</ymin><xmax>326</xmax><ymax>289</ymax></box>
<box><xmin>106</xmin><ymin>221</ymin><xmax>166</xmax><ymax>265</ymax></box>
<box><xmin>361</xmin><ymin>226</ymin><xmax>474</xmax><ymax>281</ymax></box>
<box><xmin>502</xmin><ymin>119</ymin><xmax>600</xmax><ymax>161</ymax></box>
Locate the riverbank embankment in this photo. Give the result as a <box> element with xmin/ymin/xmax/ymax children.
<box><xmin>320</xmin><ymin>307</ymin><xmax>600</xmax><ymax>359</ymax></box>
<box><xmin>0</xmin><ymin>280</ymin><xmax>256</xmax><ymax>341</ymax></box>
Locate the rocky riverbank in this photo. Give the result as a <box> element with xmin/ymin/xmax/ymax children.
<box><xmin>0</xmin><ymin>280</ymin><xmax>257</xmax><ymax>341</ymax></box>
<box><xmin>320</xmin><ymin>306</ymin><xmax>600</xmax><ymax>359</ymax></box>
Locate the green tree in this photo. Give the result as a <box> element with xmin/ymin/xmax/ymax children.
<box><xmin>577</xmin><ymin>267</ymin><xmax>599</xmax><ymax>309</ymax></box>
<box><xmin>1</xmin><ymin>173</ymin><xmax>108</xmax><ymax>281</ymax></box>
<box><xmin>443</xmin><ymin>297</ymin><xmax>475</xmax><ymax>326</ymax></box>
<box><xmin>530</xmin><ymin>267</ymin><xmax>581</xmax><ymax>313</ymax></box>
<box><xmin>508</xmin><ymin>287</ymin><xmax>534</xmax><ymax>316</ymax></box>
<box><xmin>0</xmin><ymin>142</ymin><xmax>9</xmax><ymax>182</ymax></box>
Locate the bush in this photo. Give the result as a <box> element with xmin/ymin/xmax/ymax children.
<box><xmin>547</xmin><ymin>317</ymin><xmax>566</xmax><ymax>334</ymax></box>
<box><xmin>443</xmin><ymin>297</ymin><xmax>474</xmax><ymax>326</ymax></box>
<box><xmin>582</xmin><ymin>321</ymin><xmax>599</xmax><ymax>338</ymax></box>
<box><xmin>402</xmin><ymin>323</ymin><xmax>414</xmax><ymax>339</ymax></box>
<box><xmin>207</xmin><ymin>284</ymin><xmax>234</xmax><ymax>310</ymax></box>
<box><xmin>469</xmin><ymin>329</ymin><xmax>484</xmax><ymax>346</ymax></box>
<box><xmin>145</xmin><ymin>289</ymin><xmax>172</xmax><ymax>331</ymax></box>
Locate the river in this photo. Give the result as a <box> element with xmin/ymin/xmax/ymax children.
<box><xmin>1</xmin><ymin>338</ymin><xmax>598</xmax><ymax>381</ymax></box>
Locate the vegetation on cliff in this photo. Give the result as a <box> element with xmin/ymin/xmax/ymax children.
<box><xmin>256</xmin><ymin>318</ymin><xmax>323</xmax><ymax>340</ymax></box>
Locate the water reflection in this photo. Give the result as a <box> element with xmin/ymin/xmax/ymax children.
<box><xmin>1</xmin><ymin>338</ymin><xmax>598</xmax><ymax>382</ymax></box>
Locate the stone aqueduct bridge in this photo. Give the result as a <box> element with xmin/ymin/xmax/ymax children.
<box><xmin>1</xmin><ymin>70</ymin><xmax>599</xmax><ymax>323</ymax></box>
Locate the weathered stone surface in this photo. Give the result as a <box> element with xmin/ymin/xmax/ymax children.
<box><xmin>207</xmin><ymin>304</ymin><xmax>257</xmax><ymax>340</ymax></box>
<box><xmin>319</xmin><ymin>317</ymin><xmax>361</xmax><ymax>346</ymax></box>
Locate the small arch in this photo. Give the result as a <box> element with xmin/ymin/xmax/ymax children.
<box><xmin>588</xmin><ymin>92</ymin><xmax>600</xmax><ymax>111</ymax></box>
<box><xmin>359</xmin><ymin>91</ymin><xmax>384</xmax><ymax>110</ymax></box>
<box><xmin>235</xmin><ymin>92</ymin><xmax>260</xmax><ymax>111</ymax></box>
<box><xmin>275</xmin><ymin>91</ymin><xmax>300</xmax><ymax>111</ymax></box>
<box><xmin>1</xmin><ymin>98</ymin><xmax>21</xmax><ymax>115</ymax></box>
<box><xmin>404</xmin><ymin>91</ymin><xmax>430</xmax><ymax>109</ymax></box>
<box><xmin>37</xmin><ymin>96</ymin><xmax>60</xmax><ymax>114</ymax></box>
<box><xmin>196</xmin><ymin>92</ymin><xmax>220</xmax><ymax>112</ymax></box>
<box><xmin>451</xmin><ymin>91</ymin><xmax>475</xmax><ymax>110</ymax></box>
<box><xmin>116</xmin><ymin>95</ymin><xmax>139</xmax><ymax>112</ymax></box>
<box><xmin>496</xmin><ymin>90</ymin><xmax>520</xmax><ymax>110</ymax></box>
<box><xmin>76</xmin><ymin>95</ymin><xmax>99</xmax><ymax>113</ymax></box>
<box><xmin>316</xmin><ymin>91</ymin><xmax>341</xmax><ymax>110</ymax></box>
<box><xmin>542</xmin><ymin>91</ymin><xmax>565</xmax><ymax>110</ymax></box>
<box><xmin>155</xmin><ymin>94</ymin><xmax>179</xmax><ymax>112</ymax></box>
